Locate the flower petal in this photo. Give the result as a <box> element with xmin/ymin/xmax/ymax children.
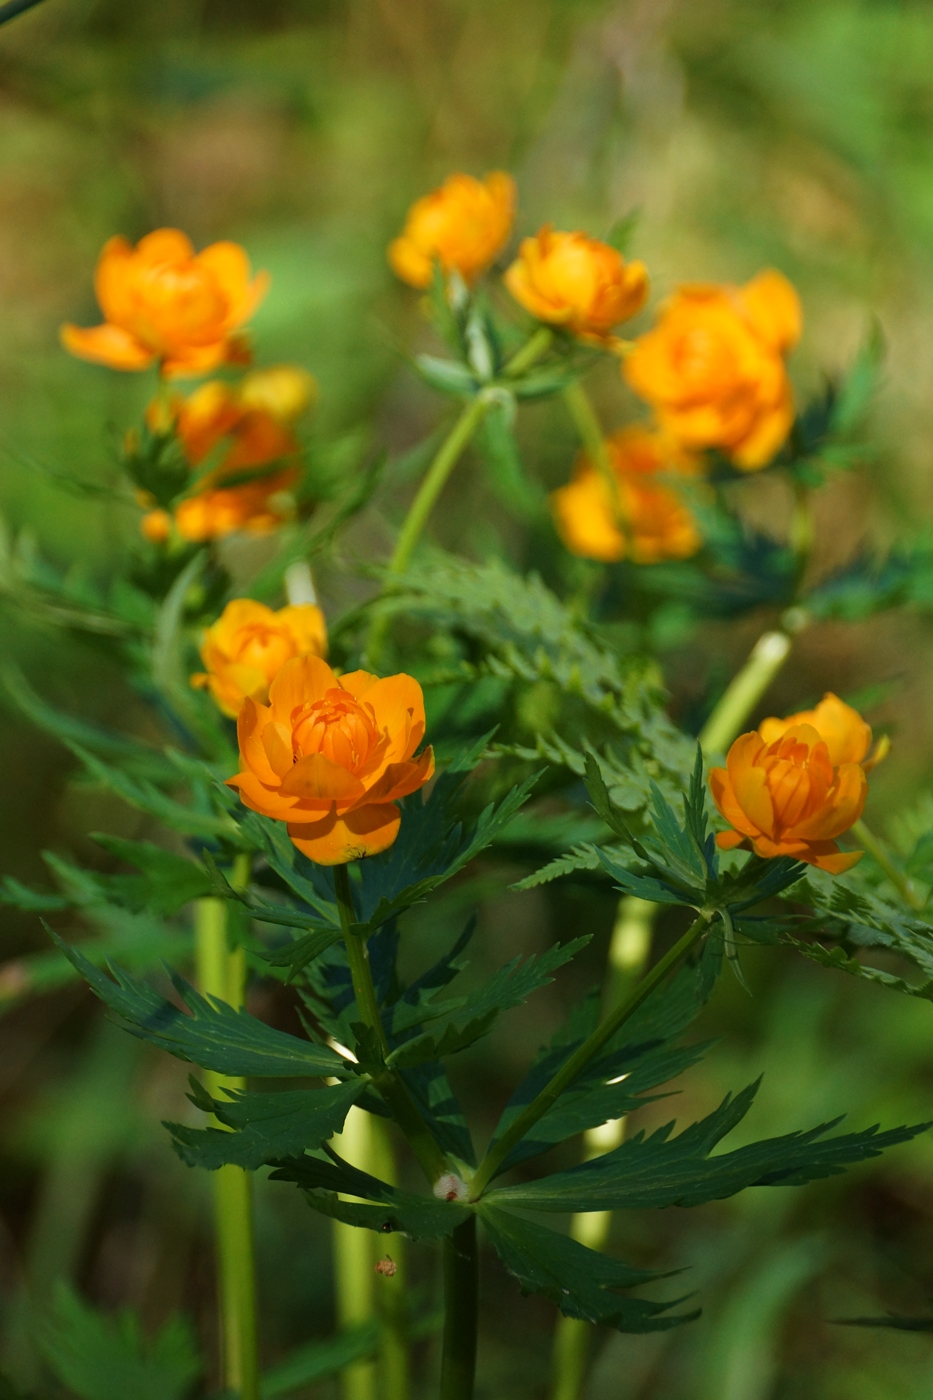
<box><xmin>268</xmin><ymin>655</ymin><xmax>339</xmax><ymax>716</ymax></box>
<box><xmin>288</xmin><ymin>802</ymin><xmax>402</xmax><ymax>866</ymax></box>
<box><xmin>365</xmin><ymin>747</ymin><xmax>435</xmax><ymax>803</ymax></box>
<box><xmin>60</xmin><ymin>322</ymin><xmax>154</xmax><ymax>370</ymax></box>
<box><xmin>279</xmin><ymin>752</ymin><xmax>366</xmax><ymax>805</ymax></box>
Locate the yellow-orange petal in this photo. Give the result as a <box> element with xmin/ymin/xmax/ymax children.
<box><xmin>268</xmin><ymin>654</ymin><xmax>339</xmax><ymax>715</ymax></box>
<box><xmin>714</xmin><ymin>830</ymin><xmax>747</xmax><ymax>851</ymax></box>
<box><xmin>288</xmin><ymin>802</ymin><xmax>402</xmax><ymax>865</ymax></box>
<box><xmin>279</xmin><ymin>752</ymin><xmax>367</xmax><ymax>805</ymax></box>
<box><xmin>740</xmin><ymin>269</ymin><xmax>802</xmax><ymax>354</ymax></box>
<box><xmin>366</xmin><ymin>747</ymin><xmax>435</xmax><ymax>804</ymax></box>
<box><xmin>709</xmin><ymin>768</ymin><xmax>763</xmax><ymax>840</ymax></box>
<box><xmin>363</xmin><ymin>674</ymin><xmax>427</xmax><ymax>758</ymax></box>
<box><xmin>806</xmin><ymin>844</ymin><xmax>863</xmax><ymax>874</ymax></box>
<box><xmin>61</xmin><ymin>322</ymin><xmax>154</xmax><ymax>370</ymax></box>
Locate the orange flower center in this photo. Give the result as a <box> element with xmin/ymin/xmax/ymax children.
<box><xmin>132</xmin><ymin>263</ymin><xmax>227</xmax><ymax>346</ymax></box>
<box><xmin>758</xmin><ymin>730</ymin><xmax>833</xmax><ymax>834</ymax></box>
<box><xmin>291</xmin><ymin>689</ymin><xmax>384</xmax><ymax>774</ymax></box>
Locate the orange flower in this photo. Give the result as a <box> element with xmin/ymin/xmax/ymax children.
<box><xmin>61</xmin><ymin>228</ymin><xmax>269</xmax><ymax>378</ymax></box>
<box><xmin>191</xmin><ymin>598</ymin><xmax>328</xmax><ymax>719</ymax></box>
<box><xmin>388</xmin><ymin>172</ymin><xmax>516</xmax><ymax>289</ymax></box>
<box><xmin>624</xmin><ymin>270</ymin><xmax>802</xmax><ymax>470</ymax></box>
<box><xmin>758</xmin><ymin>692</ymin><xmax>889</xmax><ymax>771</ymax></box>
<box><xmin>140</xmin><ymin>508</ymin><xmax>172</xmax><ymax>543</ymax></box>
<box><xmin>505</xmin><ymin>228</ymin><xmax>648</xmax><ymax>344</ymax></box>
<box><xmin>150</xmin><ymin>366</ymin><xmax>315</xmax><ymax>543</ymax></box>
<box><xmin>710</xmin><ymin>725</ymin><xmax>867</xmax><ymax>874</ymax></box>
<box><xmin>226</xmin><ymin>657</ymin><xmax>435</xmax><ymax>865</ymax></box>
<box><xmin>550</xmin><ymin>427</ymin><xmax>701</xmax><ymax>564</ymax></box>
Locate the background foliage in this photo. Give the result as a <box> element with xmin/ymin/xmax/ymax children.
<box><xmin>3</xmin><ymin>1</ymin><xmax>933</xmax><ymax>1397</ymax></box>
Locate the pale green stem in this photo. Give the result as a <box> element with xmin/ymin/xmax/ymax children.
<box><xmin>366</xmin><ymin>328</ymin><xmax>555</xmax><ymax>666</ymax></box>
<box><xmin>851</xmin><ymin>818</ymin><xmax>924</xmax><ymax>909</ymax></box>
<box><xmin>370</xmin><ymin>1117</ymin><xmax>411</xmax><ymax>1400</ymax></box>
<box><xmin>195</xmin><ymin>853</ymin><xmax>259</xmax><ymax>1400</ymax></box>
<box><xmin>560</xmin><ymin>380</ymin><xmax>627</xmax><ymax>532</ymax></box>
<box><xmin>470</xmin><ymin>910</ymin><xmax>712</xmax><ymax>1200</ymax></box>
<box><xmin>550</xmin><ymin>897</ymin><xmax>654</xmax><ymax>1400</ymax></box>
<box><xmin>332</xmin><ymin>1105</ymin><xmax>377</xmax><ymax>1400</ymax></box>
<box><xmin>698</xmin><ymin>629</ymin><xmax>796</xmax><ymax>757</ymax></box>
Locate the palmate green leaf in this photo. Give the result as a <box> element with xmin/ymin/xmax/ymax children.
<box><xmin>486</xmin><ymin>1082</ymin><xmax>929</xmax><ymax>1214</ymax></box>
<box><xmin>54</xmin><ymin>935</ymin><xmax>346</xmax><ymax>1079</ymax></box>
<box><xmin>490</xmin><ymin>947</ymin><xmax>720</xmax><ymax>1174</ymax></box>
<box><xmin>478</xmin><ymin>1204</ymin><xmax>695</xmax><ymax>1333</ymax></box>
<box><xmin>40</xmin><ymin>1283</ymin><xmax>199</xmax><ymax>1400</ymax></box>
<box><xmin>511</xmin><ymin>842</ymin><xmax>603</xmax><ymax>891</ymax></box>
<box><xmin>269</xmin><ymin>1152</ymin><xmax>471</xmax><ymax>1238</ymax></box>
<box><xmin>785</xmin><ymin>873</ymin><xmax>933</xmax><ymax>988</ymax></box>
<box><xmin>169</xmin><ymin>1078</ymin><xmax>366</xmax><ymax>1170</ymax></box>
<box><xmin>385</xmin><ymin>937</ymin><xmax>589</xmax><ymax>1069</ymax></box>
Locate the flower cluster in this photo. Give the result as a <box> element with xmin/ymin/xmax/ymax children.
<box><xmin>388</xmin><ymin>172</ymin><xmax>804</xmax><ymax>569</ymax></box>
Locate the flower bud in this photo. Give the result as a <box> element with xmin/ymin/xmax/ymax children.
<box><xmin>505</xmin><ymin>227</ymin><xmax>648</xmax><ymax>344</ymax></box>
<box><xmin>388</xmin><ymin>172</ymin><xmax>516</xmax><ymax>289</ymax></box>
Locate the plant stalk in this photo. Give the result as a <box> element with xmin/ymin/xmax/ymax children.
<box><xmin>851</xmin><ymin>818</ymin><xmax>924</xmax><ymax>909</ymax></box>
<box><xmin>333</xmin><ymin>865</ymin><xmax>449</xmax><ymax>1183</ymax></box>
<box><xmin>333</xmin><ymin>1105</ymin><xmax>377</xmax><ymax>1400</ymax></box>
<box><xmin>698</xmin><ymin>629</ymin><xmax>795</xmax><ymax>756</ymax></box>
<box><xmin>550</xmin><ymin>896</ymin><xmax>654</xmax><ymax>1400</ymax></box>
<box><xmin>370</xmin><ymin>1117</ymin><xmax>411</xmax><ymax>1400</ymax></box>
<box><xmin>561</xmin><ymin>380</ymin><xmax>627</xmax><ymax>530</ymax></box>
<box><xmin>440</xmin><ymin>1217</ymin><xmax>479</xmax><ymax>1400</ymax></box>
<box><xmin>195</xmin><ymin>853</ymin><xmax>259</xmax><ymax>1400</ymax></box>
<box><xmin>470</xmin><ymin>910</ymin><xmax>712</xmax><ymax>1199</ymax></box>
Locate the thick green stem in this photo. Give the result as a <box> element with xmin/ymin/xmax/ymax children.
<box><xmin>370</xmin><ymin>1117</ymin><xmax>411</xmax><ymax>1400</ymax></box>
<box><xmin>851</xmin><ymin>818</ymin><xmax>924</xmax><ymax>909</ymax></box>
<box><xmin>440</xmin><ymin>1217</ymin><xmax>479</xmax><ymax>1400</ymax></box>
<box><xmin>471</xmin><ymin>910</ymin><xmax>711</xmax><ymax>1199</ymax></box>
<box><xmin>333</xmin><ymin>866</ymin><xmax>449</xmax><ymax>1184</ymax></box>
<box><xmin>195</xmin><ymin>853</ymin><xmax>259</xmax><ymax>1400</ymax></box>
<box><xmin>333</xmin><ymin>1106</ymin><xmax>377</xmax><ymax>1400</ymax></box>
<box><xmin>698</xmin><ymin>629</ymin><xmax>796</xmax><ymax>756</ymax></box>
<box><xmin>550</xmin><ymin>897</ymin><xmax>655</xmax><ymax>1400</ymax></box>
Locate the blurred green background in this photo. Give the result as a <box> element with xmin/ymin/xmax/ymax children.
<box><xmin>3</xmin><ymin>1</ymin><xmax>933</xmax><ymax>1397</ymax></box>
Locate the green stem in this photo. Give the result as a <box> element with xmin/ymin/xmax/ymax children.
<box><xmin>560</xmin><ymin>380</ymin><xmax>626</xmax><ymax>528</ymax></box>
<box><xmin>550</xmin><ymin>896</ymin><xmax>655</xmax><ymax>1400</ymax></box>
<box><xmin>470</xmin><ymin>910</ymin><xmax>712</xmax><ymax>1199</ymax></box>
<box><xmin>333</xmin><ymin>865</ymin><xmax>449</xmax><ymax>1183</ymax></box>
<box><xmin>503</xmin><ymin>326</ymin><xmax>553</xmax><ymax>377</ymax></box>
<box><xmin>440</xmin><ymin>1218</ymin><xmax>479</xmax><ymax>1400</ymax></box>
<box><xmin>851</xmin><ymin>818</ymin><xmax>924</xmax><ymax>909</ymax></box>
<box><xmin>195</xmin><ymin>852</ymin><xmax>259</xmax><ymax>1400</ymax></box>
<box><xmin>370</xmin><ymin>1118</ymin><xmax>411</xmax><ymax>1400</ymax></box>
<box><xmin>366</xmin><ymin>327</ymin><xmax>555</xmax><ymax>667</ymax></box>
<box><xmin>698</xmin><ymin>629</ymin><xmax>796</xmax><ymax>756</ymax></box>
<box><xmin>333</xmin><ymin>1106</ymin><xmax>377</xmax><ymax>1400</ymax></box>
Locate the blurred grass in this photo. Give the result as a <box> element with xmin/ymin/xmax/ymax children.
<box><xmin>3</xmin><ymin>1</ymin><xmax>933</xmax><ymax>1397</ymax></box>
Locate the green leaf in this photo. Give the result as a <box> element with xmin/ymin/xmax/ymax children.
<box><xmin>415</xmin><ymin>355</ymin><xmax>478</xmax><ymax>398</ymax></box>
<box><xmin>168</xmin><ymin>1078</ymin><xmax>366</xmax><ymax>1170</ymax></box>
<box><xmin>270</xmin><ymin>1152</ymin><xmax>472</xmax><ymax>1238</ymax></box>
<box><xmin>476</xmin><ymin>396</ymin><xmax>541</xmax><ymax>519</ymax></box>
<box><xmin>54</xmin><ymin>934</ymin><xmax>346</xmax><ymax>1079</ymax></box>
<box><xmin>261</xmin><ymin>1324</ymin><xmax>380</xmax><ymax>1398</ymax></box>
<box><xmin>40</xmin><ymin>1283</ymin><xmax>199</xmax><ymax>1400</ymax></box>
<box><xmin>834</xmin><ymin>1313</ymin><xmax>933</xmax><ymax>1332</ymax></box>
<box><xmin>65</xmin><ymin>743</ymin><xmax>239</xmax><ymax>841</ymax></box>
<box><xmin>260</xmin><ymin>928</ymin><xmax>344</xmax><ymax>981</ymax></box>
<box><xmin>605</xmin><ymin>209</ymin><xmax>640</xmax><ymax>255</ymax></box>
<box><xmin>478</xmin><ymin>1204</ymin><xmax>695</xmax><ymax>1332</ymax></box>
<box><xmin>386</xmin><ymin>937</ymin><xmax>590</xmax><ymax>1069</ymax></box>
<box><xmin>511</xmin><ymin>843</ymin><xmax>603</xmax><ymax>891</ymax></box>
<box><xmin>89</xmin><ymin>837</ymin><xmax>214</xmax><ymax>915</ymax></box>
<box><xmin>485</xmin><ymin>1085</ymin><xmax>929</xmax><ymax>1213</ymax></box>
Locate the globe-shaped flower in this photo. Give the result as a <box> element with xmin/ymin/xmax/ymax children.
<box><xmin>505</xmin><ymin>227</ymin><xmax>648</xmax><ymax>345</ymax></box>
<box><xmin>758</xmin><ymin>692</ymin><xmax>888</xmax><ymax>771</ymax></box>
<box><xmin>388</xmin><ymin>172</ymin><xmax>516</xmax><ymax>289</ymax></box>
<box><xmin>624</xmin><ymin>270</ymin><xmax>802</xmax><ymax>470</ymax></box>
<box><xmin>710</xmin><ymin>724</ymin><xmax>867</xmax><ymax>874</ymax></box>
<box><xmin>191</xmin><ymin>599</ymin><xmax>328</xmax><ymax>719</ymax></box>
<box><xmin>227</xmin><ymin>657</ymin><xmax>434</xmax><ymax>865</ymax></box>
<box><xmin>62</xmin><ymin>229</ymin><xmax>269</xmax><ymax>378</ymax></box>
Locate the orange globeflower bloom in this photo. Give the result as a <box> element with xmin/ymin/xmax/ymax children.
<box><xmin>61</xmin><ymin>229</ymin><xmax>269</xmax><ymax>378</ymax></box>
<box><xmin>758</xmin><ymin>692</ymin><xmax>889</xmax><ymax>772</ymax></box>
<box><xmin>550</xmin><ymin>427</ymin><xmax>701</xmax><ymax>564</ymax></box>
<box><xmin>140</xmin><ymin>508</ymin><xmax>172</xmax><ymax>543</ymax></box>
<box><xmin>151</xmin><ymin>365</ymin><xmax>315</xmax><ymax>543</ymax></box>
<box><xmin>388</xmin><ymin>172</ymin><xmax>516</xmax><ymax>289</ymax></box>
<box><xmin>505</xmin><ymin>228</ymin><xmax>648</xmax><ymax>345</ymax></box>
<box><xmin>191</xmin><ymin>598</ymin><xmax>328</xmax><ymax>719</ymax></box>
<box><xmin>709</xmin><ymin>725</ymin><xmax>867</xmax><ymax>874</ymax></box>
<box><xmin>227</xmin><ymin>656</ymin><xmax>435</xmax><ymax>865</ymax></box>
<box><xmin>624</xmin><ymin>270</ymin><xmax>802</xmax><ymax>471</ymax></box>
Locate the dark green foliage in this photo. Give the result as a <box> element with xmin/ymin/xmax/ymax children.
<box><xmin>270</xmin><ymin>1152</ymin><xmax>472</xmax><ymax>1238</ymax></box>
<box><xmin>261</xmin><ymin>1325</ymin><xmax>380</xmax><ymax>1397</ymax></box>
<box><xmin>169</xmin><ymin>1078</ymin><xmax>366</xmax><ymax>1170</ymax></box>
<box><xmin>478</xmin><ymin>1205</ymin><xmax>697</xmax><ymax>1333</ymax></box>
<box><xmin>40</xmin><ymin>1284</ymin><xmax>199</xmax><ymax>1400</ymax></box>
<box><xmin>55</xmin><ymin>935</ymin><xmax>346</xmax><ymax>1078</ymax></box>
<box><xmin>485</xmin><ymin>1082</ymin><xmax>929</xmax><ymax>1213</ymax></box>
